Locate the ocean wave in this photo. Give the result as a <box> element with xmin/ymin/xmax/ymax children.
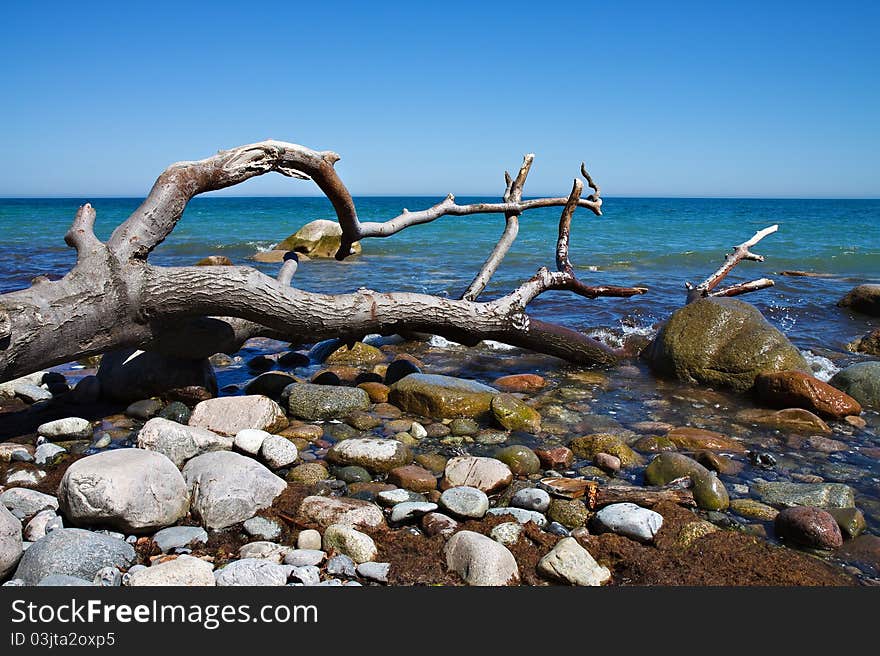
<box><xmin>801</xmin><ymin>350</ymin><xmax>840</xmax><ymax>382</ymax></box>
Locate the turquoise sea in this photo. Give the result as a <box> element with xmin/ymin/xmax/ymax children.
<box><xmin>1</xmin><ymin>196</ymin><xmax>878</xmax><ymax>356</ymax></box>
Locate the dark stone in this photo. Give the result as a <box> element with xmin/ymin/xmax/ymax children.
<box><xmin>278</xmin><ymin>351</ymin><xmax>310</xmax><ymax>368</ymax></box>
<box><xmin>311</xmin><ymin>371</ymin><xmax>342</xmax><ymax>386</ymax></box>
<box><xmin>774</xmin><ymin>506</ymin><xmax>843</xmax><ymax>550</ymax></box>
<box><xmin>384</xmin><ymin>359</ymin><xmax>421</xmax><ymax>386</ymax></box>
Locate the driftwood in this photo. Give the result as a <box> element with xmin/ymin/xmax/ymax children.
<box><xmin>540</xmin><ymin>476</ymin><xmax>696</xmax><ymax>509</ymax></box>
<box><xmin>0</xmin><ymin>141</ymin><xmax>649</xmax><ymax>383</ymax></box>
<box><xmin>685</xmin><ymin>225</ymin><xmax>778</xmax><ymax>303</ymax></box>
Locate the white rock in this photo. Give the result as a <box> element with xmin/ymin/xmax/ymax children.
<box><xmin>297</xmin><ymin>529</ymin><xmax>322</xmax><ymax>550</ymax></box>
<box><xmin>243</xmin><ymin>516</ymin><xmax>282</xmax><ymax>541</ymax></box>
<box><xmin>442</xmin><ymin>456</ymin><xmax>513</xmax><ymax>493</ymax></box>
<box><xmin>390</xmin><ymin>501</ymin><xmax>438</xmax><ymax>523</ymax></box>
<box><xmin>238</xmin><ymin>541</ymin><xmax>291</xmax><ymax>563</ymax></box>
<box><xmin>14</xmin><ymin>528</ymin><xmax>135</xmax><ymax>585</ymax></box>
<box><xmin>34</xmin><ymin>443</ymin><xmax>66</xmax><ymax>465</ymax></box>
<box><xmin>537</xmin><ymin>537</ymin><xmax>610</xmax><ymax>586</ymax></box>
<box><xmin>234</xmin><ymin>429</ymin><xmax>270</xmax><ymax>455</ymax></box>
<box><xmin>37</xmin><ymin>417</ymin><xmax>92</xmax><ymax>441</ymax></box>
<box><xmin>0</xmin><ymin>372</ymin><xmax>47</xmax><ymax>398</ymax></box>
<box><xmin>289</xmin><ymin>565</ymin><xmax>321</xmax><ymax>586</ymax></box>
<box><xmin>356</xmin><ymin>561</ymin><xmax>390</xmax><ymax>583</ymax></box>
<box><xmin>595</xmin><ymin>503</ymin><xmax>663</xmax><ymax>542</ymax></box>
<box><xmin>284</xmin><ymin>549</ymin><xmax>326</xmax><ymax>567</ymax></box>
<box><xmin>260</xmin><ymin>434</ymin><xmax>299</xmax><ymax>469</ymax></box>
<box><xmin>297</xmin><ymin>496</ymin><xmax>385</xmax><ymax>530</ymax></box>
<box><xmin>486</xmin><ymin>507</ymin><xmax>547</xmax><ymax>527</ymax></box>
<box><xmin>0</xmin><ymin>504</ymin><xmax>23</xmax><ymax>578</ymax></box>
<box><xmin>326</xmin><ymin>438</ymin><xmax>411</xmax><ymax>473</ymax></box>
<box><xmin>4</xmin><ymin>468</ymin><xmax>45</xmax><ymax>486</ymax></box>
<box><xmin>510</xmin><ymin>488</ymin><xmax>551</xmax><ymax>513</ymax></box>
<box><xmin>93</xmin><ymin>566</ymin><xmax>122</xmax><ymax>587</ymax></box>
<box><xmin>322</xmin><ymin>524</ymin><xmax>377</xmax><ymax>564</ymax></box>
<box><xmin>137</xmin><ymin>417</ymin><xmax>233</xmax><ymax>468</ymax></box>
<box><xmin>490</xmin><ymin>521</ymin><xmax>524</xmax><ymax>546</ymax></box>
<box><xmin>439</xmin><ymin>486</ymin><xmax>489</xmax><ymax>519</ymax></box>
<box><xmin>1</xmin><ymin>488</ymin><xmax>58</xmax><ymax>520</ymax></box>
<box><xmin>182</xmin><ymin>451</ymin><xmax>286</xmax><ymax>530</ymax></box>
<box><xmin>444</xmin><ymin>530</ymin><xmax>519</xmax><ymax>586</ymax></box>
<box><xmin>410</xmin><ymin>422</ymin><xmax>428</xmax><ymax>439</ymax></box>
<box><xmin>58</xmin><ymin>449</ymin><xmax>189</xmax><ymax>533</ymax></box>
<box><xmin>127</xmin><ymin>555</ymin><xmax>215</xmax><ymax>586</ymax></box>
<box><xmin>23</xmin><ymin>510</ymin><xmax>62</xmax><ymax>542</ymax></box>
<box><xmin>214</xmin><ymin>558</ymin><xmax>291</xmax><ymax>586</ymax></box>
<box><xmin>189</xmin><ymin>395</ymin><xmax>288</xmax><ymax>436</ymax></box>
<box><xmin>152</xmin><ymin>526</ymin><xmax>208</xmax><ymax>553</ymax></box>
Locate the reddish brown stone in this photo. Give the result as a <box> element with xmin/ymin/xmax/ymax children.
<box><xmin>534</xmin><ymin>446</ymin><xmax>574</xmax><ymax>470</ymax></box>
<box><xmin>492</xmin><ymin>374</ymin><xmax>547</xmax><ymax>393</ymax></box>
<box><xmin>357</xmin><ymin>382</ymin><xmax>390</xmax><ymax>403</ymax></box>
<box><xmin>775</xmin><ymin>506</ymin><xmax>843</xmax><ymax>550</ymax></box>
<box><xmin>388</xmin><ymin>465</ymin><xmax>438</xmax><ymax>492</ymax></box>
<box><xmin>666</xmin><ymin>427</ymin><xmax>746</xmax><ymax>453</ymax></box>
<box><xmin>754</xmin><ymin>370</ymin><xmax>862</xmax><ymax>419</ymax></box>
<box><xmin>421</xmin><ymin>512</ymin><xmax>457</xmax><ymax>536</ymax></box>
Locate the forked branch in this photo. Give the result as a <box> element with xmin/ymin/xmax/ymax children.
<box><xmin>685</xmin><ymin>225</ymin><xmax>778</xmax><ymax>303</ymax></box>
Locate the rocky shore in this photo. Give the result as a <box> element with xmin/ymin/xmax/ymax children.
<box><xmin>1</xmin><ymin>291</ymin><xmax>879</xmax><ymax>587</ymax></box>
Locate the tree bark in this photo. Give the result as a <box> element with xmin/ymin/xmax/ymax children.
<box><xmin>0</xmin><ymin>141</ymin><xmax>649</xmax><ymax>383</ymax></box>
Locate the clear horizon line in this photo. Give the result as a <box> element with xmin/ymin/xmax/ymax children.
<box><xmin>1</xmin><ymin>194</ymin><xmax>879</xmax><ymax>201</ymax></box>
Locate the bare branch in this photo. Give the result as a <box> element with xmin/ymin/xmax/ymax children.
<box><xmin>462</xmin><ymin>154</ymin><xmax>534</xmax><ymax>301</ymax></box>
<box><xmin>63</xmin><ymin>203</ymin><xmax>101</xmax><ymax>256</ymax></box>
<box><xmin>686</xmin><ymin>225</ymin><xmax>779</xmax><ymax>303</ymax></box>
<box><xmin>277</xmin><ymin>253</ymin><xmax>299</xmax><ymax>287</ymax></box>
<box><xmin>108</xmin><ymin>141</ymin><xmax>358</xmax><ymax>261</ymax></box>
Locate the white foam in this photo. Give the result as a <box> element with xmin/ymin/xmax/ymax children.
<box><xmin>801</xmin><ymin>350</ymin><xmax>840</xmax><ymax>382</ymax></box>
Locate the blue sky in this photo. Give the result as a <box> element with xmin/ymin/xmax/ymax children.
<box><xmin>1</xmin><ymin>1</ymin><xmax>877</xmax><ymax>198</ymax></box>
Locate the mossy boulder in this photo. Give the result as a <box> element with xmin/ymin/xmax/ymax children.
<box><xmin>645</xmin><ymin>298</ymin><xmax>809</xmax><ymax>392</ymax></box>
<box><xmin>275</xmin><ymin>219</ymin><xmax>361</xmax><ymax>258</ymax></box>
<box><xmin>829</xmin><ymin>362</ymin><xmax>880</xmax><ymax>410</ymax></box>
<box><xmin>838</xmin><ymin>284</ymin><xmax>880</xmax><ymax>316</ymax></box>
<box><xmin>547</xmin><ymin>498</ymin><xmax>590</xmax><ymax>529</ymax></box>
<box><xmin>569</xmin><ymin>433</ymin><xmax>643</xmax><ymax>468</ymax></box>
<box><xmin>644</xmin><ymin>452</ymin><xmax>729</xmax><ymax>510</ymax></box>
<box><xmin>325</xmin><ymin>342</ymin><xmax>386</xmax><ymax>366</ymax></box>
<box><xmin>388</xmin><ymin>374</ymin><xmax>498</xmax><ymax>419</ymax></box>
<box><xmin>491</xmin><ymin>394</ymin><xmax>541</xmax><ymax>433</ymax></box>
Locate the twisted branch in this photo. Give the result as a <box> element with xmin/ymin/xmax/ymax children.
<box><xmin>685</xmin><ymin>225</ymin><xmax>778</xmax><ymax>303</ymax></box>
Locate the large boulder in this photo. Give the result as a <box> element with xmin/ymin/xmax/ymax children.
<box><xmin>58</xmin><ymin>449</ymin><xmax>189</xmax><ymax>533</ymax></box>
<box><xmin>388</xmin><ymin>374</ymin><xmax>498</xmax><ymax>419</ymax></box>
<box><xmin>326</xmin><ymin>438</ymin><xmax>412</xmax><ymax>473</ymax></box>
<box><xmin>282</xmin><ymin>383</ymin><xmax>370</xmax><ymax>420</ymax></box>
<box><xmin>188</xmin><ymin>395</ymin><xmax>288</xmax><ymax>436</ymax></box>
<box><xmin>97</xmin><ymin>348</ymin><xmax>217</xmax><ymax>403</ymax></box>
<box><xmin>182</xmin><ymin>451</ymin><xmax>286</xmax><ymax>529</ymax></box>
<box><xmin>0</xmin><ymin>504</ymin><xmax>22</xmax><ymax>578</ymax></box>
<box><xmin>829</xmin><ymin>362</ymin><xmax>880</xmax><ymax>410</ymax></box>
<box><xmin>645</xmin><ymin>298</ymin><xmax>809</xmax><ymax>392</ymax></box>
<box><xmin>838</xmin><ymin>284</ymin><xmax>880</xmax><ymax>316</ymax></box>
<box><xmin>14</xmin><ymin>528</ymin><xmax>135</xmax><ymax>585</ymax></box>
<box><xmin>137</xmin><ymin>417</ymin><xmax>233</xmax><ymax>468</ymax></box>
<box><xmin>275</xmin><ymin>219</ymin><xmax>361</xmax><ymax>258</ymax></box>
<box><xmin>754</xmin><ymin>371</ymin><xmax>861</xmax><ymax>418</ymax></box>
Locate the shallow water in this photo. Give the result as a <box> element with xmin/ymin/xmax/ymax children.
<box><xmin>2</xmin><ymin>196</ymin><xmax>880</xmax><ymax>577</ymax></box>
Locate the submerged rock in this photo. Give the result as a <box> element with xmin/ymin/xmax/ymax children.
<box><xmin>58</xmin><ymin>449</ymin><xmax>189</xmax><ymax>533</ymax></box>
<box><xmin>388</xmin><ymin>374</ymin><xmax>498</xmax><ymax>418</ymax></box>
<box><xmin>491</xmin><ymin>394</ymin><xmax>541</xmax><ymax>433</ymax></box>
<box><xmin>569</xmin><ymin>433</ymin><xmax>643</xmax><ymax>468</ymax></box>
<box><xmin>494</xmin><ymin>445</ymin><xmax>541</xmax><ymax>475</ymax></box>
<box><xmin>751</xmin><ymin>481</ymin><xmax>855</xmax><ymax>509</ymax></box>
<box><xmin>735</xmin><ymin>408</ymin><xmax>831</xmax><ymax>434</ymax></box>
<box><xmin>645</xmin><ymin>298</ymin><xmax>809</xmax><ymax>392</ymax></box>
<box><xmin>847</xmin><ymin>328</ymin><xmax>880</xmax><ymax>356</ymax></box>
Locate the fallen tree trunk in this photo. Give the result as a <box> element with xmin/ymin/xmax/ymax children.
<box><xmin>0</xmin><ymin>141</ymin><xmax>648</xmax><ymax>382</ymax></box>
